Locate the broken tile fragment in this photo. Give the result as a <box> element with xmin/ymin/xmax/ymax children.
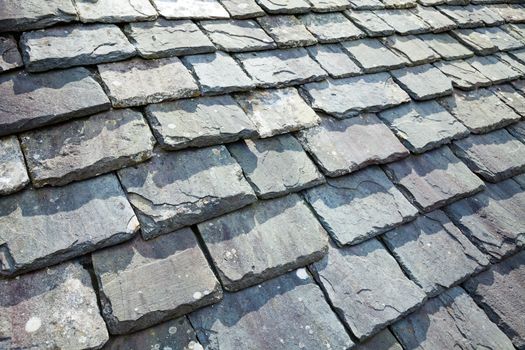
<box><xmin>0</xmin><ymin>35</ymin><xmax>23</xmax><ymax>72</ymax></box>
<box><xmin>257</xmin><ymin>15</ymin><xmax>317</xmax><ymax>48</ymax></box>
<box><xmin>342</xmin><ymin>38</ymin><xmax>407</xmax><ymax>73</ymax></box>
<box><xmin>434</xmin><ymin>60</ymin><xmax>491</xmax><ymax>90</ymax></box>
<box><xmin>391</xmin><ymin>64</ymin><xmax>453</xmax><ymax>101</ymax></box>
<box><xmin>306</xmin><ymin>44</ymin><xmax>362</xmax><ymax>78</ymax></box>
<box><xmin>0</xmin><ymin>0</ymin><xmax>77</xmax><ymax>32</ymax></box>
<box><xmin>382</xmin><ymin>35</ymin><xmax>440</xmax><ymax>65</ymax></box>
<box><xmin>0</xmin><ymin>136</ymin><xmax>29</xmax><ymax>196</ymax></box>
<box><xmin>201</xmin><ymin>19</ymin><xmax>276</xmax><ymax>52</ymax></box>
<box><xmin>490</xmin><ymin>84</ymin><xmax>525</xmax><ymax>116</ymax></box>
<box><xmin>419</xmin><ymin>33</ymin><xmax>473</xmax><ymax>60</ymax></box>
<box><xmin>256</xmin><ymin>0</ymin><xmax>312</xmax><ymax>13</ymax></box>
<box><xmin>219</xmin><ymin>0</ymin><xmax>265</xmax><ymax>18</ymax></box>
<box><xmin>300</xmin><ymin>12</ymin><xmax>364</xmax><ymax>43</ymax></box>
<box><xmin>345</xmin><ymin>10</ymin><xmax>395</xmax><ymax>36</ymax></box>
<box><xmin>75</xmin><ymin>0</ymin><xmax>158</xmax><ymax>23</ymax></box>
<box><xmin>152</xmin><ymin>0</ymin><xmax>230</xmax><ymax>19</ymax></box>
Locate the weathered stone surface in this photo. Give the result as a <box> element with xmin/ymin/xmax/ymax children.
<box><xmin>92</xmin><ymin>228</ymin><xmax>222</xmax><ymax>334</ymax></box>
<box><xmin>117</xmin><ymin>146</ymin><xmax>256</xmax><ymax>239</ymax></box>
<box><xmin>464</xmin><ymin>250</ymin><xmax>525</xmax><ymax>350</ymax></box>
<box><xmin>382</xmin><ymin>35</ymin><xmax>440</xmax><ymax>65</ymax></box>
<box><xmin>0</xmin><ymin>174</ymin><xmax>137</xmax><ymax>276</ymax></box>
<box><xmin>434</xmin><ymin>60</ymin><xmax>492</xmax><ymax>90</ymax></box>
<box><xmin>384</xmin><ymin>146</ymin><xmax>485</xmax><ymax>212</ymax></box>
<box><xmin>304</xmin><ymin>166</ymin><xmax>418</xmax><ymax>246</ymax></box>
<box><xmin>451</xmin><ymin>129</ymin><xmax>525</xmax><ymax>182</ymax></box>
<box><xmin>454</xmin><ymin>27</ymin><xmax>523</xmax><ymax>54</ymax></box>
<box><xmin>439</xmin><ymin>89</ymin><xmax>522</xmax><ymax>133</ymax></box>
<box><xmin>438</xmin><ymin>5</ymin><xmax>504</xmax><ymax>27</ymax></box>
<box><xmin>468</xmin><ymin>54</ymin><xmax>524</xmax><ymax>85</ymax></box>
<box><xmin>189</xmin><ymin>270</ymin><xmax>354</xmax><ymax>350</ymax></box>
<box><xmin>124</xmin><ymin>19</ymin><xmax>215</xmax><ymax>58</ymax></box>
<box><xmin>0</xmin><ymin>262</ymin><xmax>109</xmax><ymax>350</ymax></box>
<box><xmin>410</xmin><ymin>5</ymin><xmax>456</xmax><ymax>32</ymax></box>
<box><xmin>145</xmin><ymin>95</ymin><xmax>257</xmax><ymax>150</ymax></box>
<box><xmin>20</xmin><ymin>109</ymin><xmax>156</xmax><ymax>187</ymax></box>
<box><xmin>219</xmin><ymin>0</ymin><xmax>265</xmax><ymax>18</ymax></box>
<box><xmin>419</xmin><ymin>33</ymin><xmax>474</xmax><ymax>60</ymax></box>
<box><xmin>0</xmin><ymin>0</ymin><xmax>77</xmax><ymax>32</ymax></box>
<box><xmin>384</xmin><ymin>210</ymin><xmax>489</xmax><ymax>296</ymax></box>
<box><xmin>0</xmin><ymin>67</ymin><xmax>110</xmax><ymax>137</ymax></box>
<box><xmin>491</xmin><ymin>5</ymin><xmax>525</xmax><ymax>23</ymax></box>
<box><xmin>20</xmin><ymin>24</ymin><xmax>136</xmax><ymax>72</ymax></box>
<box><xmin>490</xmin><ymin>84</ymin><xmax>525</xmax><ymax>116</ymax></box>
<box><xmin>306</xmin><ymin>44</ymin><xmax>362</xmax><ymax>78</ymax></box>
<box><xmin>234</xmin><ymin>87</ymin><xmax>320</xmax><ymax>137</ymax></box>
<box><xmin>516</xmin><ymin>173</ymin><xmax>525</xmax><ymax>189</ymax></box>
<box><xmin>256</xmin><ymin>0</ymin><xmax>312</xmax><ymax>13</ymax></box>
<box><xmin>392</xmin><ymin>287</ymin><xmax>515</xmax><ymax>350</ymax></box>
<box><xmin>98</xmin><ymin>57</ymin><xmax>199</xmax><ymax>107</ymax></box>
<box><xmin>378</xmin><ymin>101</ymin><xmax>469</xmax><ymax>153</ymax></box>
<box><xmin>0</xmin><ymin>136</ymin><xmax>29</xmax><ymax>196</ymax></box>
<box><xmin>236</xmin><ymin>48</ymin><xmax>328</xmax><ymax>87</ymax></box>
<box><xmin>0</xmin><ymin>35</ymin><xmax>22</xmax><ymax>72</ymax></box>
<box><xmin>391</xmin><ymin>64</ymin><xmax>453</xmax><ymax>101</ymax></box>
<box><xmin>311</xmin><ymin>239</ymin><xmax>426</xmax><ymax>339</ymax></box>
<box><xmin>445</xmin><ymin>179</ymin><xmax>525</xmax><ymax>261</ymax></box>
<box><xmin>198</xmin><ymin>194</ymin><xmax>328</xmax><ymax>290</ymax></box>
<box><xmin>382</xmin><ymin>0</ymin><xmax>416</xmax><ymax>9</ymax></box>
<box><xmin>201</xmin><ymin>19</ymin><xmax>276</xmax><ymax>52</ymax></box>
<box><xmin>257</xmin><ymin>15</ymin><xmax>317</xmax><ymax>48</ymax></box>
<box><xmin>300</xmin><ymin>12</ymin><xmax>364</xmax><ymax>43</ymax></box>
<box><xmin>348</xmin><ymin>0</ymin><xmax>385</xmax><ymax>10</ymax></box>
<box><xmin>301</xmin><ymin>73</ymin><xmax>410</xmax><ymax>117</ymax></box>
<box><xmin>375</xmin><ymin>9</ymin><xmax>431</xmax><ymax>35</ymax></box>
<box><xmin>342</xmin><ymin>38</ymin><xmax>407</xmax><ymax>73</ymax></box>
<box><xmin>345</xmin><ymin>10</ymin><xmax>395</xmax><ymax>36</ymax></box>
<box><xmin>354</xmin><ymin>329</ymin><xmax>403</xmax><ymax>350</ymax></box>
<box><xmin>152</xmin><ymin>0</ymin><xmax>230</xmax><ymax>19</ymax></box>
<box><xmin>183</xmin><ymin>52</ymin><xmax>254</xmax><ymax>94</ymax></box>
<box><xmin>75</xmin><ymin>0</ymin><xmax>158</xmax><ymax>23</ymax></box>
<box><xmin>309</xmin><ymin>0</ymin><xmax>352</xmax><ymax>11</ymax></box>
<box><xmin>508</xmin><ymin>121</ymin><xmax>525</xmax><ymax>142</ymax></box>
<box><xmin>297</xmin><ymin>114</ymin><xmax>409</xmax><ymax>176</ymax></box>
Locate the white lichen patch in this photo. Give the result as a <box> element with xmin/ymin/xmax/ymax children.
<box><xmin>193</xmin><ymin>291</ymin><xmax>203</xmax><ymax>300</ymax></box>
<box><xmin>25</xmin><ymin>316</ymin><xmax>42</xmax><ymax>333</ymax></box>
<box><xmin>188</xmin><ymin>341</ymin><xmax>204</xmax><ymax>350</ymax></box>
<box><xmin>296</xmin><ymin>268</ymin><xmax>309</xmax><ymax>280</ymax></box>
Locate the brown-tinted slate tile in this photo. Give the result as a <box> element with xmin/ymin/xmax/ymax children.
<box><xmin>257</xmin><ymin>0</ymin><xmax>312</xmax><ymax>13</ymax></box>
<box><xmin>311</xmin><ymin>239</ymin><xmax>426</xmax><ymax>340</ymax></box>
<box><xmin>0</xmin><ymin>136</ymin><xmax>30</xmax><ymax>196</ymax></box>
<box><xmin>75</xmin><ymin>0</ymin><xmax>158</xmax><ymax>23</ymax></box>
<box><xmin>306</xmin><ymin>44</ymin><xmax>362</xmax><ymax>78</ymax></box>
<box><xmin>0</xmin><ymin>35</ymin><xmax>23</xmax><ymax>72</ymax></box>
<box><xmin>304</xmin><ymin>166</ymin><xmax>418</xmax><ymax>246</ymax></box>
<box><xmin>297</xmin><ymin>114</ymin><xmax>409</xmax><ymax>177</ymax></box>
<box><xmin>0</xmin><ymin>68</ymin><xmax>110</xmax><ymax>137</ymax></box>
<box><xmin>489</xmin><ymin>84</ymin><xmax>525</xmax><ymax>116</ymax></box>
<box><xmin>189</xmin><ymin>270</ymin><xmax>354</xmax><ymax>349</ymax></box>
<box><xmin>0</xmin><ymin>0</ymin><xmax>77</xmax><ymax>32</ymax></box>
<box><xmin>0</xmin><ymin>261</ymin><xmax>109</xmax><ymax>349</ymax></box>
<box><xmin>445</xmin><ymin>178</ymin><xmax>525</xmax><ymax>261</ymax></box>
<box><xmin>228</xmin><ymin>135</ymin><xmax>324</xmax><ymax>198</ymax></box>
<box><xmin>92</xmin><ymin>228</ymin><xmax>222</xmax><ymax>334</ymax></box>
<box><xmin>200</xmin><ymin>19</ymin><xmax>276</xmax><ymax>52</ymax></box>
<box><xmin>374</xmin><ymin>9</ymin><xmax>431</xmax><ymax>35</ymax></box>
<box><xmin>300</xmin><ymin>12</ymin><xmax>364</xmax><ymax>43</ymax></box>
<box><xmin>419</xmin><ymin>33</ymin><xmax>474</xmax><ymax>60</ymax></box>
<box><xmin>434</xmin><ymin>60</ymin><xmax>491</xmax><ymax>90</ymax></box>
<box><xmin>342</xmin><ymin>38</ymin><xmax>407</xmax><ymax>73</ymax></box>
<box><xmin>345</xmin><ymin>10</ymin><xmax>395</xmax><ymax>36</ymax></box>
<box><xmin>0</xmin><ymin>174</ymin><xmax>137</xmax><ymax>276</ymax></box>
<box><xmin>257</xmin><ymin>15</ymin><xmax>317</xmax><ymax>48</ymax></box>
<box><xmin>117</xmin><ymin>146</ymin><xmax>256</xmax><ymax>239</ymax></box>
<box><xmin>151</xmin><ymin>0</ymin><xmax>230</xmax><ymax>19</ymax></box>
<box><xmin>467</xmin><ymin>54</ymin><xmax>524</xmax><ymax>85</ymax></box>
<box><xmin>381</xmin><ymin>35</ymin><xmax>440</xmax><ymax>65</ymax></box>
<box><xmin>410</xmin><ymin>5</ymin><xmax>456</xmax><ymax>32</ymax></box>
<box><xmin>384</xmin><ymin>146</ymin><xmax>485</xmax><ymax>212</ymax></box>
<box><xmin>219</xmin><ymin>0</ymin><xmax>265</xmax><ymax>18</ymax></box>
<box><xmin>197</xmin><ymin>194</ymin><xmax>328</xmax><ymax>290</ymax></box>
<box><xmin>354</xmin><ymin>329</ymin><xmax>403</xmax><ymax>350</ymax></box>
<box><xmin>391</xmin><ymin>64</ymin><xmax>453</xmax><ymax>101</ymax></box>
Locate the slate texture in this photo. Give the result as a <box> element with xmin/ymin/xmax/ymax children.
<box><xmin>342</xmin><ymin>38</ymin><xmax>407</xmax><ymax>73</ymax></box>
<box><xmin>391</xmin><ymin>64</ymin><xmax>453</xmax><ymax>100</ymax></box>
<box><xmin>354</xmin><ymin>329</ymin><xmax>403</xmax><ymax>350</ymax></box>
<box><xmin>152</xmin><ymin>0</ymin><xmax>230</xmax><ymax>19</ymax></box>
<box><xmin>0</xmin><ymin>0</ymin><xmax>78</xmax><ymax>32</ymax></box>
<box><xmin>220</xmin><ymin>0</ymin><xmax>265</xmax><ymax>18</ymax></box>
<box><xmin>306</xmin><ymin>44</ymin><xmax>362</xmax><ymax>78</ymax></box>
<box><xmin>0</xmin><ymin>136</ymin><xmax>30</xmax><ymax>196</ymax></box>
<box><xmin>75</xmin><ymin>0</ymin><xmax>158</xmax><ymax>23</ymax></box>
<box><xmin>434</xmin><ymin>60</ymin><xmax>492</xmax><ymax>90</ymax></box>
<box><xmin>300</xmin><ymin>12</ymin><xmax>364</xmax><ymax>43</ymax></box>
<box><xmin>201</xmin><ymin>19</ymin><xmax>276</xmax><ymax>52</ymax></box>
<box><xmin>0</xmin><ymin>35</ymin><xmax>23</xmax><ymax>72</ymax></box>
<box><xmin>258</xmin><ymin>15</ymin><xmax>317</xmax><ymax>48</ymax></box>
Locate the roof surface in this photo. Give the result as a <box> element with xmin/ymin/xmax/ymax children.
<box><xmin>0</xmin><ymin>0</ymin><xmax>525</xmax><ymax>349</ymax></box>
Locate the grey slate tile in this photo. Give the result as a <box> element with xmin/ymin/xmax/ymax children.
<box><xmin>20</xmin><ymin>24</ymin><xmax>136</xmax><ymax>72</ymax></box>
<box><xmin>0</xmin><ymin>0</ymin><xmax>78</xmax><ymax>32</ymax></box>
<box><xmin>490</xmin><ymin>84</ymin><xmax>525</xmax><ymax>117</ymax></box>
<box><xmin>0</xmin><ymin>68</ymin><xmax>110</xmax><ymax>137</ymax></box>
<box><xmin>308</xmin><ymin>0</ymin><xmax>352</xmax><ymax>11</ymax></box>
<box><xmin>374</xmin><ymin>9</ymin><xmax>431</xmax><ymax>35</ymax></box>
<box><xmin>117</xmin><ymin>146</ymin><xmax>256</xmax><ymax>239</ymax></box>
<box><xmin>434</xmin><ymin>60</ymin><xmax>492</xmax><ymax>90</ymax></box>
<box><xmin>438</xmin><ymin>5</ymin><xmax>504</xmax><ymax>28</ymax></box>
<box><xmin>391</xmin><ymin>64</ymin><xmax>453</xmax><ymax>101</ymax></box>
<box><xmin>451</xmin><ymin>28</ymin><xmax>500</xmax><ymax>55</ymax></box>
<box><xmin>311</xmin><ymin>239</ymin><xmax>426</xmax><ymax>340</ymax></box>
<box><xmin>467</xmin><ymin>54</ymin><xmax>524</xmax><ymax>85</ymax></box>
<box><xmin>19</xmin><ymin>109</ymin><xmax>156</xmax><ymax>188</ymax></box>
<box><xmin>200</xmin><ymin>19</ymin><xmax>276</xmax><ymax>52</ymax></box>
<box><xmin>349</xmin><ymin>0</ymin><xmax>385</xmax><ymax>10</ymax></box>
<box><xmin>145</xmin><ymin>95</ymin><xmax>257</xmax><ymax>150</ymax></box>
<box><xmin>354</xmin><ymin>329</ymin><xmax>403</xmax><ymax>350</ymax></box>
<box><xmin>306</xmin><ymin>44</ymin><xmax>362</xmax><ymax>78</ymax></box>
<box><xmin>75</xmin><ymin>0</ymin><xmax>158</xmax><ymax>23</ymax></box>
<box><xmin>189</xmin><ymin>270</ymin><xmax>354</xmax><ymax>350</ymax></box>
<box><xmin>197</xmin><ymin>194</ymin><xmax>329</xmax><ymax>290</ymax></box>
<box><xmin>342</xmin><ymin>38</ymin><xmax>407</xmax><ymax>73</ymax></box>
<box><xmin>297</xmin><ymin>114</ymin><xmax>409</xmax><ymax>177</ymax></box>
<box><xmin>219</xmin><ymin>0</ymin><xmax>265</xmax><ymax>18</ymax></box>
<box><xmin>516</xmin><ymin>173</ymin><xmax>525</xmax><ymax>189</ymax></box>
<box><xmin>257</xmin><ymin>15</ymin><xmax>317</xmax><ymax>48</ymax></box>
<box><xmin>382</xmin><ymin>0</ymin><xmax>417</xmax><ymax>9</ymax></box>
<box><xmin>299</xmin><ymin>12</ymin><xmax>364</xmax><ymax>43</ymax></box>
<box><xmin>419</xmin><ymin>33</ymin><xmax>474</xmax><ymax>60</ymax></box>
<box><xmin>381</xmin><ymin>35</ymin><xmax>440</xmax><ymax>65</ymax></box>
<box><xmin>0</xmin><ymin>35</ymin><xmax>23</xmax><ymax>72</ymax></box>
<box><xmin>488</xmin><ymin>4</ymin><xmax>525</xmax><ymax>23</ymax></box>
<box><xmin>384</xmin><ymin>146</ymin><xmax>485</xmax><ymax>212</ymax></box>
<box><xmin>256</xmin><ymin>0</ymin><xmax>312</xmax><ymax>13</ymax></box>
<box><xmin>0</xmin><ymin>136</ymin><xmax>30</xmax><ymax>196</ymax></box>
<box><xmin>151</xmin><ymin>0</ymin><xmax>230</xmax><ymax>19</ymax></box>
<box><xmin>0</xmin><ymin>174</ymin><xmax>138</xmax><ymax>276</ymax></box>
<box><xmin>92</xmin><ymin>228</ymin><xmax>222</xmax><ymax>334</ymax></box>
<box><xmin>228</xmin><ymin>135</ymin><xmax>325</xmax><ymax>198</ymax></box>
<box><xmin>508</xmin><ymin>121</ymin><xmax>525</xmax><ymax>143</ymax></box>
<box><xmin>345</xmin><ymin>10</ymin><xmax>395</xmax><ymax>36</ymax></box>
<box><xmin>410</xmin><ymin>5</ymin><xmax>457</xmax><ymax>32</ymax></box>
<box><xmin>503</xmin><ymin>23</ymin><xmax>525</xmax><ymax>42</ymax></box>
<box><xmin>304</xmin><ymin>166</ymin><xmax>418</xmax><ymax>246</ymax></box>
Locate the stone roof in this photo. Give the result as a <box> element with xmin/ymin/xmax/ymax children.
<box><xmin>0</xmin><ymin>0</ymin><xmax>524</xmax><ymax>349</ymax></box>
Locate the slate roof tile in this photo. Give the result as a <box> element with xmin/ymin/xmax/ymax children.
<box><xmin>219</xmin><ymin>0</ymin><xmax>266</xmax><ymax>18</ymax></box>
<box><xmin>438</xmin><ymin>5</ymin><xmax>504</xmax><ymax>28</ymax></box>
<box><xmin>486</xmin><ymin>4</ymin><xmax>525</xmax><ymax>23</ymax></box>
<box><xmin>419</xmin><ymin>33</ymin><xmax>474</xmax><ymax>60</ymax></box>
<box><xmin>467</xmin><ymin>54</ymin><xmax>524</xmax><ymax>85</ymax></box>
<box><xmin>348</xmin><ymin>0</ymin><xmax>385</xmax><ymax>10</ymax></box>
<box><xmin>308</xmin><ymin>0</ymin><xmax>353</xmax><ymax>12</ymax></box>
<box><xmin>453</xmin><ymin>27</ymin><xmax>523</xmax><ymax>55</ymax></box>
<box><xmin>256</xmin><ymin>0</ymin><xmax>312</xmax><ymax>14</ymax></box>
<box><xmin>342</xmin><ymin>38</ymin><xmax>408</xmax><ymax>73</ymax></box>
<box><xmin>0</xmin><ymin>136</ymin><xmax>30</xmax><ymax>196</ymax></box>
<box><xmin>434</xmin><ymin>59</ymin><xmax>493</xmax><ymax>90</ymax></box>
<box><xmin>391</xmin><ymin>63</ymin><xmax>453</xmax><ymax>100</ymax></box>
<box><xmin>200</xmin><ymin>19</ymin><xmax>276</xmax><ymax>52</ymax></box>
<box><xmin>0</xmin><ymin>0</ymin><xmax>78</xmax><ymax>32</ymax></box>
<box><xmin>75</xmin><ymin>0</ymin><xmax>158</xmax><ymax>23</ymax></box>
<box><xmin>353</xmin><ymin>329</ymin><xmax>403</xmax><ymax>350</ymax></box>
<box><xmin>489</xmin><ymin>83</ymin><xmax>525</xmax><ymax>116</ymax></box>
<box><xmin>508</xmin><ymin>120</ymin><xmax>525</xmax><ymax>141</ymax></box>
<box><xmin>410</xmin><ymin>5</ymin><xmax>457</xmax><ymax>32</ymax></box>
<box><xmin>257</xmin><ymin>15</ymin><xmax>318</xmax><ymax>48</ymax></box>
<box><xmin>151</xmin><ymin>0</ymin><xmax>230</xmax><ymax>19</ymax></box>
<box><xmin>306</xmin><ymin>43</ymin><xmax>363</xmax><ymax>78</ymax></box>
<box><xmin>0</xmin><ymin>35</ymin><xmax>23</xmax><ymax>72</ymax></box>
<box><xmin>345</xmin><ymin>10</ymin><xmax>395</xmax><ymax>36</ymax></box>
<box><xmin>300</xmin><ymin>12</ymin><xmax>365</xmax><ymax>43</ymax></box>
<box><xmin>374</xmin><ymin>9</ymin><xmax>431</xmax><ymax>35</ymax></box>
<box><xmin>381</xmin><ymin>35</ymin><xmax>441</xmax><ymax>65</ymax></box>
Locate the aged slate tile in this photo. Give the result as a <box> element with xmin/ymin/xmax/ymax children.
<box><xmin>509</xmin><ymin>49</ymin><xmax>525</xmax><ymax>66</ymax></box>
<box><xmin>392</xmin><ymin>287</ymin><xmax>515</xmax><ymax>350</ymax></box>
<box><xmin>183</xmin><ymin>52</ymin><xmax>254</xmax><ymax>94</ymax></box>
<box><xmin>504</xmin><ymin>23</ymin><xmax>525</xmax><ymax>41</ymax></box>
<box><xmin>391</xmin><ymin>64</ymin><xmax>453</xmax><ymax>101</ymax></box>
<box><xmin>354</xmin><ymin>329</ymin><xmax>403</xmax><ymax>350</ymax></box>
<box><xmin>434</xmin><ymin>60</ymin><xmax>491</xmax><ymax>90</ymax></box>
<box><xmin>302</xmin><ymin>74</ymin><xmax>410</xmax><ymax>117</ymax></box>
<box><xmin>308</xmin><ymin>0</ymin><xmax>351</xmax><ymax>11</ymax></box>
<box><xmin>508</xmin><ymin>121</ymin><xmax>525</xmax><ymax>142</ymax></box>
<box><xmin>0</xmin><ymin>262</ymin><xmax>109</xmax><ymax>350</ymax></box>
<box><xmin>467</xmin><ymin>54</ymin><xmax>524</xmax><ymax>85</ymax></box>
<box><xmin>234</xmin><ymin>87</ymin><xmax>320</xmax><ymax>137</ymax></box>
<box><xmin>384</xmin><ymin>146</ymin><xmax>485</xmax><ymax>212</ymax></box>
<box><xmin>490</xmin><ymin>84</ymin><xmax>525</xmax><ymax>116</ymax></box>
<box><xmin>490</xmin><ymin>5</ymin><xmax>525</xmax><ymax>23</ymax></box>
<box><xmin>256</xmin><ymin>0</ymin><xmax>312</xmax><ymax>13</ymax></box>
<box><xmin>0</xmin><ymin>0</ymin><xmax>77</xmax><ymax>32</ymax></box>
<box><xmin>0</xmin><ymin>68</ymin><xmax>110</xmax><ymax>137</ymax></box>
<box><xmin>438</xmin><ymin>5</ymin><xmax>504</xmax><ymax>28</ymax></box>
<box><xmin>382</xmin><ymin>0</ymin><xmax>416</xmax><ymax>9</ymax></box>
<box><xmin>0</xmin><ymin>174</ymin><xmax>137</xmax><ymax>276</ymax></box>
<box><xmin>20</xmin><ymin>24</ymin><xmax>136</xmax><ymax>72</ymax></box>
<box><xmin>342</xmin><ymin>38</ymin><xmax>407</xmax><ymax>73</ymax></box>
<box><xmin>345</xmin><ymin>10</ymin><xmax>395</xmax><ymax>36</ymax></box>
<box><xmin>381</xmin><ymin>35</ymin><xmax>440</xmax><ymax>65</ymax></box>
<box><xmin>304</xmin><ymin>166</ymin><xmax>418</xmax><ymax>246</ymax></box>
<box><xmin>98</xmin><ymin>57</ymin><xmax>199</xmax><ymax>107</ymax></box>
<box><xmin>348</xmin><ymin>0</ymin><xmax>385</xmax><ymax>10</ymax></box>
<box><xmin>257</xmin><ymin>15</ymin><xmax>317</xmax><ymax>48</ymax></box>
<box><xmin>117</xmin><ymin>146</ymin><xmax>256</xmax><ymax>239</ymax></box>
<box><xmin>0</xmin><ymin>35</ymin><xmax>23</xmax><ymax>72</ymax></box>
<box><xmin>228</xmin><ymin>135</ymin><xmax>324</xmax><ymax>198</ymax></box>
<box><xmin>189</xmin><ymin>270</ymin><xmax>354</xmax><ymax>350</ymax></box>
<box><xmin>410</xmin><ymin>5</ymin><xmax>456</xmax><ymax>32</ymax></box>
<box><xmin>201</xmin><ymin>19</ymin><xmax>276</xmax><ymax>52</ymax></box>
<box><xmin>451</xmin><ymin>29</ymin><xmax>499</xmax><ymax>55</ymax></box>
<box><xmin>383</xmin><ymin>210</ymin><xmax>489</xmax><ymax>296</ymax></box>
<box><xmin>445</xmin><ymin>179</ymin><xmax>525</xmax><ymax>261</ymax></box>
<box><xmin>92</xmin><ymin>228</ymin><xmax>222</xmax><ymax>334</ymax></box>
<box><xmin>152</xmin><ymin>0</ymin><xmax>230</xmax><ymax>19</ymax></box>
<box><xmin>75</xmin><ymin>0</ymin><xmax>158</xmax><ymax>23</ymax></box>
<box><xmin>311</xmin><ymin>239</ymin><xmax>426</xmax><ymax>339</ymax></box>
<box><xmin>0</xmin><ymin>136</ymin><xmax>29</xmax><ymax>196</ymax></box>
<box><xmin>464</xmin><ymin>250</ymin><xmax>525</xmax><ymax>350</ymax></box>
<box><xmin>297</xmin><ymin>114</ymin><xmax>409</xmax><ymax>177</ymax></box>
<box><xmin>378</xmin><ymin>101</ymin><xmax>469</xmax><ymax>153</ymax></box>
<box><xmin>219</xmin><ymin>0</ymin><xmax>265</xmax><ymax>18</ymax></box>
<box><xmin>451</xmin><ymin>129</ymin><xmax>525</xmax><ymax>182</ymax></box>
<box><xmin>375</xmin><ymin>9</ymin><xmax>431</xmax><ymax>35</ymax></box>
<box><xmin>439</xmin><ymin>89</ymin><xmax>522</xmax><ymax>133</ymax></box>
<box><xmin>517</xmin><ymin>173</ymin><xmax>525</xmax><ymax>189</ymax></box>
<box><xmin>20</xmin><ymin>109</ymin><xmax>156</xmax><ymax>187</ymax></box>
<box><xmin>198</xmin><ymin>194</ymin><xmax>328</xmax><ymax>290</ymax></box>
<box><xmin>419</xmin><ymin>33</ymin><xmax>474</xmax><ymax>60</ymax></box>
<box><xmin>300</xmin><ymin>12</ymin><xmax>364</xmax><ymax>43</ymax></box>
<box><xmin>145</xmin><ymin>95</ymin><xmax>257</xmax><ymax>150</ymax></box>
<box><xmin>124</xmin><ymin>19</ymin><xmax>215</xmax><ymax>59</ymax></box>
<box><xmin>306</xmin><ymin>44</ymin><xmax>362</xmax><ymax>78</ymax></box>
